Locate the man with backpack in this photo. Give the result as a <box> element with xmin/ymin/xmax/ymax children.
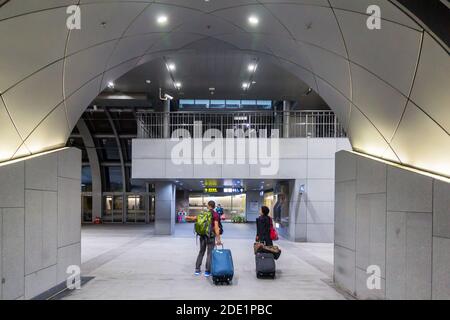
<box><xmin>194</xmin><ymin>200</ymin><xmax>222</xmax><ymax>277</ymax></box>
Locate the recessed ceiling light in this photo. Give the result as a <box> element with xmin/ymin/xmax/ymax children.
<box><xmin>167</xmin><ymin>63</ymin><xmax>176</xmax><ymax>71</ymax></box>
<box><xmin>157</xmin><ymin>15</ymin><xmax>168</xmax><ymax>25</ymax></box>
<box><xmin>175</xmin><ymin>82</ymin><xmax>182</xmax><ymax>89</ymax></box>
<box><xmin>107</xmin><ymin>81</ymin><xmax>115</xmax><ymax>89</ymax></box>
<box><xmin>242</xmin><ymin>82</ymin><xmax>250</xmax><ymax>89</ymax></box>
<box><xmin>146</xmin><ymin>80</ymin><xmax>151</xmax><ymax>84</ymax></box>
<box><xmin>248</xmin><ymin>15</ymin><xmax>259</xmax><ymax>26</ymax></box>
<box><xmin>248</xmin><ymin>64</ymin><xmax>257</xmax><ymax>72</ymax></box>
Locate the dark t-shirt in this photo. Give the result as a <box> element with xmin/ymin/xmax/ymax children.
<box><xmin>210</xmin><ymin>210</ymin><xmax>220</xmax><ymax>230</ymax></box>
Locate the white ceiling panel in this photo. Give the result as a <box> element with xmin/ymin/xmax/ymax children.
<box><xmin>347</xmin><ymin>105</ymin><xmax>390</xmax><ymax>158</ymax></box>
<box><xmin>259</xmin><ymin>0</ymin><xmax>329</xmax><ymax>6</ymax></box>
<box><xmin>335</xmin><ymin>9</ymin><xmax>422</xmax><ymax>96</ymax></box>
<box><xmin>100</xmin><ymin>58</ymin><xmax>142</xmax><ymax>92</ymax></box>
<box><xmin>157</xmin><ymin>0</ymin><xmax>258</xmax><ymax>13</ymax></box>
<box><xmin>12</xmin><ymin>143</ymin><xmax>32</xmax><ymax>159</ymax></box>
<box><xmin>0</xmin><ymin>0</ymin><xmax>76</xmax><ymax>20</ymax></box>
<box><xmin>410</xmin><ymin>33</ymin><xmax>450</xmax><ymax>133</ymax></box>
<box><xmin>213</xmin><ymin>33</ymin><xmax>273</xmax><ymax>54</ymax></box>
<box><xmin>0</xmin><ymin>97</ymin><xmax>23</xmax><ymax>162</ymax></box>
<box><xmin>124</xmin><ymin>3</ymin><xmax>202</xmax><ymax>37</ymax></box>
<box><xmin>351</xmin><ymin>62</ymin><xmax>408</xmax><ymax>140</ymax></box>
<box><xmin>107</xmin><ymin>34</ymin><xmax>163</xmax><ymax>69</ymax></box>
<box><xmin>316</xmin><ymin>78</ymin><xmax>351</xmax><ymax>130</ymax></box>
<box><xmin>65</xmin><ymin>76</ymin><xmax>102</xmax><ymax>129</ymax></box>
<box><xmin>265</xmin><ymin>4</ymin><xmax>347</xmax><ymax>56</ymax></box>
<box><xmin>277</xmin><ymin>59</ymin><xmax>318</xmax><ymax>92</ymax></box>
<box><xmin>390</xmin><ymin>102</ymin><xmax>450</xmax><ymax>177</ymax></box>
<box><xmin>64</xmin><ymin>41</ymin><xmax>116</xmax><ymax>97</ymax></box>
<box><xmin>261</xmin><ymin>36</ymin><xmax>313</xmax><ymax>71</ymax></box>
<box><xmin>170</xmin><ymin>13</ymin><xmax>243</xmax><ymax>37</ymax></box>
<box><xmin>3</xmin><ymin>61</ymin><xmax>64</xmax><ymax>139</ymax></box>
<box><xmin>147</xmin><ymin>33</ymin><xmax>207</xmax><ymax>54</ymax></box>
<box><xmin>304</xmin><ymin>43</ymin><xmax>351</xmax><ymax>99</ymax></box>
<box><xmin>0</xmin><ymin>8</ymin><xmax>68</xmax><ymax>92</ymax></box>
<box><xmin>67</xmin><ymin>2</ymin><xmax>147</xmax><ymax>55</ymax></box>
<box><xmin>212</xmin><ymin>4</ymin><xmax>291</xmax><ymax>37</ymax></box>
<box><xmin>23</xmin><ymin>104</ymin><xmax>70</xmax><ymax>154</ymax></box>
<box><xmin>329</xmin><ymin>0</ymin><xmax>420</xmax><ymax>29</ymax></box>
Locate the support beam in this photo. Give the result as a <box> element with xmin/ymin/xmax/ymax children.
<box><xmin>154</xmin><ymin>182</ymin><xmax>176</xmax><ymax>235</ymax></box>
<box><xmin>77</xmin><ymin>119</ymin><xmax>102</xmax><ymax>222</ymax></box>
<box><xmin>163</xmin><ymin>99</ymin><xmax>171</xmax><ymax>139</ymax></box>
<box><xmin>105</xmin><ymin>109</ymin><xmax>127</xmax><ymax>223</ymax></box>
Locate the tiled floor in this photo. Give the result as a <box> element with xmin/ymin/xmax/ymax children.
<box><xmin>62</xmin><ymin>223</ymin><xmax>346</xmax><ymax>300</ymax></box>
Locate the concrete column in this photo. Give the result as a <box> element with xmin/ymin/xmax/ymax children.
<box><xmin>163</xmin><ymin>99</ymin><xmax>171</xmax><ymax>139</ymax></box>
<box><xmin>283</xmin><ymin>101</ymin><xmax>291</xmax><ymax>138</ymax></box>
<box><xmin>154</xmin><ymin>181</ymin><xmax>176</xmax><ymax>235</ymax></box>
<box><xmin>245</xmin><ymin>191</ymin><xmax>263</xmax><ymax>222</ymax></box>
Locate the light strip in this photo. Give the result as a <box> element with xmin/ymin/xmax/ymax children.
<box><xmin>0</xmin><ymin>147</ymin><xmax>70</xmax><ymax>168</ymax></box>
<box><xmin>349</xmin><ymin>150</ymin><xmax>450</xmax><ymax>183</ymax></box>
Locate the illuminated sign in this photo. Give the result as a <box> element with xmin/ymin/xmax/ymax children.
<box><xmin>204</xmin><ymin>188</ymin><xmax>218</xmax><ymax>193</ymax></box>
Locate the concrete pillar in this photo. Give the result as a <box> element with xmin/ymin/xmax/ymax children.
<box><xmin>0</xmin><ymin>148</ymin><xmax>82</xmax><ymax>300</ymax></box>
<box><xmin>163</xmin><ymin>99</ymin><xmax>171</xmax><ymax>139</ymax></box>
<box><xmin>245</xmin><ymin>191</ymin><xmax>263</xmax><ymax>222</ymax></box>
<box><xmin>154</xmin><ymin>181</ymin><xmax>176</xmax><ymax>235</ymax></box>
<box><xmin>283</xmin><ymin>101</ymin><xmax>291</xmax><ymax>138</ymax></box>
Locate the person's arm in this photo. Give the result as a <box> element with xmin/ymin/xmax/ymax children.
<box><xmin>214</xmin><ymin>220</ymin><xmax>222</xmax><ymax>245</ymax></box>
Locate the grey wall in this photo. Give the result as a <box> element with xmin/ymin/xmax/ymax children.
<box><xmin>0</xmin><ymin>148</ymin><xmax>81</xmax><ymax>300</ymax></box>
<box><xmin>334</xmin><ymin>150</ymin><xmax>450</xmax><ymax>300</ymax></box>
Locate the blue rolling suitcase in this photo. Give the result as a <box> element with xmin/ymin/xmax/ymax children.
<box><xmin>211</xmin><ymin>245</ymin><xmax>234</xmax><ymax>285</ymax></box>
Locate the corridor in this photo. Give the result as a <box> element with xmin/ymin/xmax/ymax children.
<box><xmin>62</xmin><ymin>224</ymin><xmax>346</xmax><ymax>300</ymax></box>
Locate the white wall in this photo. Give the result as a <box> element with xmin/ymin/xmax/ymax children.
<box><xmin>0</xmin><ymin>148</ymin><xmax>81</xmax><ymax>300</ymax></box>
<box><xmin>132</xmin><ymin>138</ymin><xmax>351</xmax><ymax>243</ymax></box>
<box><xmin>334</xmin><ymin>150</ymin><xmax>450</xmax><ymax>300</ymax></box>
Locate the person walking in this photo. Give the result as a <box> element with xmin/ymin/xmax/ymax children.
<box><xmin>195</xmin><ymin>200</ymin><xmax>222</xmax><ymax>277</ymax></box>
<box><xmin>255</xmin><ymin>206</ymin><xmax>273</xmax><ymax>246</ymax></box>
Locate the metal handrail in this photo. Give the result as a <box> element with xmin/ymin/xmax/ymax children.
<box><xmin>136</xmin><ymin>110</ymin><xmax>347</xmax><ymax>139</ymax></box>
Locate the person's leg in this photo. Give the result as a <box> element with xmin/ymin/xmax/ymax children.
<box><xmin>195</xmin><ymin>236</ymin><xmax>207</xmax><ymax>273</ymax></box>
<box><xmin>205</xmin><ymin>237</ymin><xmax>215</xmax><ymax>274</ymax></box>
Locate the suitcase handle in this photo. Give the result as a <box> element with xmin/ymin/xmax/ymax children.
<box><xmin>215</xmin><ymin>244</ymin><xmax>224</xmax><ymax>249</ymax></box>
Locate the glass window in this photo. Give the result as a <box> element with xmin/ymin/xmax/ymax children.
<box><xmin>103</xmin><ymin>196</ymin><xmax>113</xmax><ymax>222</ymax></box>
<box><xmin>105</xmin><ymin>167</ymin><xmax>123</xmax><ymax>192</ymax></box>
<box><xmin>81</xmin><ymin>166</ymin><xmax>92</xmax><ymax>192</ymax></box>
<box><xmin>195</xmin><ymin>100</ymin><xmax>210</xmax><ymax>108</ymax></box>
<box><xmin>226</xmin><ymin>100</ymin><xmax>241</xmax><ymax>109</ymax></box>
<box><xmin>82</xmin><ymin>196</ymin><xmax>93</xmax><ymax>223</ymax></box>
<box><xmin>210</xmin><ymin>100</ymin><xmax>226</xmax><ymax>109</ymax></box>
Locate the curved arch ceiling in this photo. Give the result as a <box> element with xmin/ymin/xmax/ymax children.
<box><xmin>0</xmin><ymin>0</ymin><xmax>448</xmax><ymax>177</ymax></box>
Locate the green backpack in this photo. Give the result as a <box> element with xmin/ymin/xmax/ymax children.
<box><xmin>195</xmin><ymin>210</ymin><xmax>212</xmax><ymax>236</ymax></box>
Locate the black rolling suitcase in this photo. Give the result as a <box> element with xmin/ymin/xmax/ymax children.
<box><xmin>255</xmin><ymin>252</ymin><xmax>276</xmax><ymax>279</ymax></box>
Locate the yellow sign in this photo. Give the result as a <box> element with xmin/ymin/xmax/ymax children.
<box><xmin>204</xmin><ymin>188</ymin><xmax>218</xmax><ymax>193</ymax></box>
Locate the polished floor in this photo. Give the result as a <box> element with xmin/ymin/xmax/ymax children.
<box><xmin>62</xmin><ymin>223</ymin><xmax>346</xmax><ymax>300</ymax></box>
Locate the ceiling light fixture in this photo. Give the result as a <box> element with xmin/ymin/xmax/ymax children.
<box><xmin>174</xmin><ymin>82</ymin><xmax>182</xmax><ymax>89</ymax></box>
<box><xmin>248</xmin><ymin>15</ymin><xmax>259</xmax><ymax>26</ymax></box>
<box><xmin>107</xmin><ymin>81</ymin><xmax>115</xmax><ymax>89</ymax></box>
<box><xmin>167</xmin><ymin>63</ymin><xmax>176</xmax><ymax>71</ymax></box>
<box><xmin>248</xmin><ymin>63</ymin><xmax>257</xmax><ymax>72</ymax></box>
<box><xmin>146</xmin><ymin>80</ymin><xmax>151</xmax><ymax>84</ymax></box>
<box><xmin>242</xmin><ymin>82</ymin><xmax>250</xmax><ymax>90</ymax></box>
<box><xmin>157</xmin><ymin>15</ymin><xmax>168</xmax><ymax>25</ymax></box>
